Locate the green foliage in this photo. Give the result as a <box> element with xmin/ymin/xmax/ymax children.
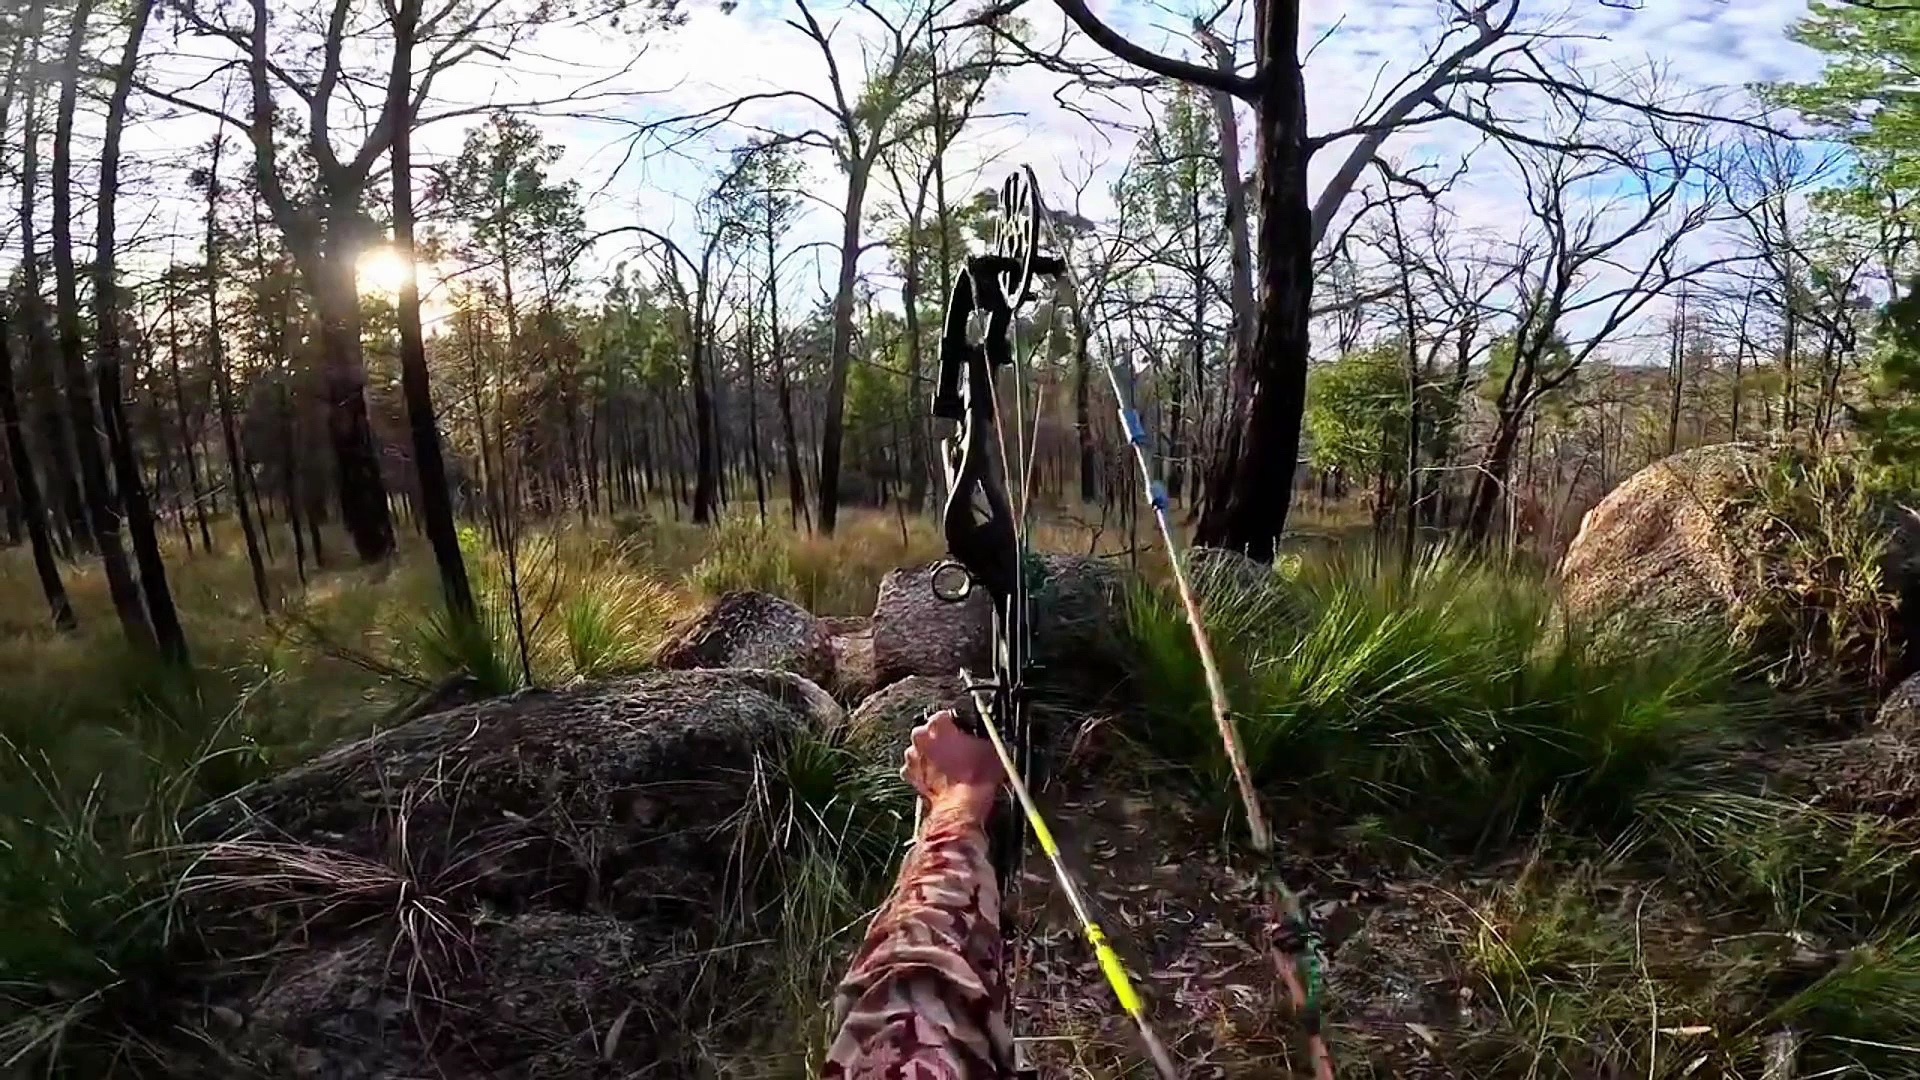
<box><xmin>1304</xmin><ymin>342</ymin><xmax>1408</xmax><ymax>477</ymax></box>
<box><xmin>1123</xmin><ymin>545</ymin><xmax>1749</xmax><ymax>849</ymax></box>
<box><xmin>1731</xmin><ymin>446</ymin><xmax>1904</xmax><ymax>686</ymax></box>
<box><xmin>1773</xmin><ymin>0</ymin><xmax>1920</xmax><ymax>208</ymax></box>
<box><xmin>726</xmin><ymin>726</ymin><xmax>912</xmax><ymax>1065</ymax></box>
<box><xmin>1860</xmin><ymin>281</ymin><xmax>1920</xmax><ymax>486</ymax></box>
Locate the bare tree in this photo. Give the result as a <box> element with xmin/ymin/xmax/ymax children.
<box><xmin>1464</xmin><ymin>101</ymin><xmax>1727</xmax><ymax>544</ymax></box>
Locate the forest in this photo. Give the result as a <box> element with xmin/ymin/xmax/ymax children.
<box><xmin>9</xmin><ymin>0</ymin><xmax>1920</xmax><ymax>1075</ymax></box>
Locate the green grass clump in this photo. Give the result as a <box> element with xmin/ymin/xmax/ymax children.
<box><xmin>1124</xmin><ymin>544</ymin><xmax>1751</xmax><ymax>849</ymax></box>
<box><xmin>720</xmin><ymin>727</ymin><xmax>913</xmax><ymax>1070</ymax></box>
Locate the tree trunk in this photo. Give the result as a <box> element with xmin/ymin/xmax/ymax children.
<box><xmin>205</xmin><ymin>134</ymin><xmax>271</xmax><ymax>613</ymax></box>
<box><xmin>1466</xmin><ymin>408</ymin><xmax>1524</xmax><ymax>545</ymax></box>
<box><xmin>0</xmin><ymin>321</ymin><xmax>74</xmax><ymax>629</ymax></box>
<box><xmin>95</xmin><ymin>0</ymin><xmax>186</xmax><ymax>661</ymax></box>
<box><xmin>1073</xmin><ymin>305</ymin><xmax>1097</xmax><ymax>504</ymax></box>
<box><xmin>53</xmin><ymin>0</ymin><xmax>152</xmax><ymax>647</ymax></box>
<box><xmin>13</xmin><ymin>0</ymin><xmax>86</xmax><ymax>557</ymax></box>
<box><xmin>1194</xmin><ymin>3</ymin><xmax>1311</xmax><ymax>563</ymax></box>
<box><xmin>0</xmin><ymin>18</ymin><xmax>72</xmax><ymax>630</ymax></box>
<box><xmin>689</xmin><ymin>288</ymin><xmax>719</xmax><ymax>524</ymax></box>
<box><xmin>817</xmin><ymin>157</ymin><xmax>872</xmax><ymax>534</ymax></box>
<box><xmin>313</xmin><ymin>229</ymin><xmax>395</xmax><ymax>562</ymax></box>
<box><xmin>1202</xmin><ymin>30</ymin><xmax>1258</xmax><ymax>383</ymax></box>
<box><xmin>165</xmin><ymin>275</ymin><xmax>214</xmax><ymax>551</ymax></box>
<box><xmin>389</xmin><ymin>0</ymin><xmax>474</xmax><ymax>618</ymax></box>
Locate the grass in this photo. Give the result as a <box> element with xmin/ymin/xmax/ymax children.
<box><xmin>6</xmin><ymin>505</ymin><xmax>1920</xmax><ymax>1077</ymax></box>
<box><xmin>1124</xmin><ymin>544</ymin><xmax>1758</xmax><ymax>848</ymax></box>
<box><xmin>1121</xmin><ymin>540</ymin><xmax>1920</xmax><ymax>1076</ymax></box>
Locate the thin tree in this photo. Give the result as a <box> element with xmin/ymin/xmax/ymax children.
<box><xmin>386</xmin><ymin>0</ymin><xmax>474</xmax><ymax>617</ymax></box>
<box><xmin>52</xmin><ymin>0</ymin><xmax>152</xmax><ymax>647</ymax></box>
<box><xmin>95</xmin><ymin>0</ymin><xmax>187</xmax><ymax>661</ymax></box>
<box><xmin>199</xmin><ymin>128</ymin><xmax>271</xmax><ymax>613</ymax></box>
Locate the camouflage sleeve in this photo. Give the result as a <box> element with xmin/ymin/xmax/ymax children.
<box><xmin>822</xmin><ymin>795</ymin><xmax>1013</xmax><ymax>1079</ymax></box>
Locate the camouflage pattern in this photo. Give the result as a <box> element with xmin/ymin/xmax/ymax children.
<box><xmin>823</xmin><ymin>798</ymin><xmax>1012</xmax><ymax>1079</ymax></box>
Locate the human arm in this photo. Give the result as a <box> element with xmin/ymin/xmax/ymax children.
<box><xmin>822</xmin><ymin>710</ymin><xmax>1012</xmax><ymax>1079</ymax></box>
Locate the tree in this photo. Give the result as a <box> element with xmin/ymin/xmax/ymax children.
<box><xmin>1114</xmin><ymin>86</ymin><xmax>1226</xmax><ymax>505</ymax></box>
<box><xmin>1304</xmin><ymin>342</ymin><xmax>1407</xmax><ymax>494</ymax></box>
<box><xmin>151</xmin><ymin>0</ymin><xmax>676</xmax><ymax>560</ymax></box>
<box><xmin>1459</xmin><ymin>97</ymin><xmax>1726</xmax><ymax>545</ymax></box>
<box><xmin>95</xmin><ymin>0</ymin><xmax>188</xmax><ymax>661</ymax></box>
<box><xmin>714</xmin><ymin>141</ymin><xmax>810</xmax><ymax>527</ymax></box>
<box><xmin>52</xmin><ymin>0</ymin><xmax>153</xmax><ymax>647</ymax></box>
<box><xmin>194</xmin><ymin>132</ymin><xmax>273</xmax><ymax>614</ymax></box>
<box><xmin>993</xmin><ymin>0</ymin><xmax>1735</xmax><ymax>559</ymax></box>
<box><xmin>0</xmin><ymin>1</ymin><xmax>74</xmax><ymax>631</ymax></box>
<box><xmin>767</xmin><ymin>0</ymin><xmax>994</xmax><ymax>534</ymax></box>
<box><xmin>389</xmin><ymin>0</ymin><xmax>474</xmax><ymax>618</ymax></box>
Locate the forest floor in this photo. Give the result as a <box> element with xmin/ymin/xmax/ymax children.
<box><xmin>3</xmin><ymin>505</ymin><xmax>1919</xmax><ymax>1077</ymax></box>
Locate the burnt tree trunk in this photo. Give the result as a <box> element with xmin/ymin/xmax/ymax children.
<box><xmin>1195</xmin><ymin>1</ymin><xmax>1312</xmax><ymax>563</ymax></box>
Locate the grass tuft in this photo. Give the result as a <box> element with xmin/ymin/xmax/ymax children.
<box><xmin>1123</xmin><ymin>544</ymin><xmax>1754</xmax><ymax>849</ymax></box>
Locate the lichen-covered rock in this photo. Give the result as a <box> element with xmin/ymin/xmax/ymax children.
<box><xmin>1559</xmin><ymin>443</ymin><xmax>1920</xmax><ymax>680</ymax></box>
<box><xmin>1877</xmin><ymin>670</ymin><xmax>1920</xmax><ymax>740</ymax></box>
<box><xmin>823</xmin><ymin>614</ymin><xmax>878</xmax><ymax>700</ymax></box>
<box><xmin>870</xmin><ymin>556</ymin><xmax>1129</xmax><ymax>691</ymax></box>
<box><xmin>657</xmin><ymin>590</ymin><xmax>834</xmax><ymax>686</ymax></box>
<box><xmin>173</xmin><ymin>670</ymin><xmax>838</xmax><ymax>1077</ymax></box>
<box><xmin>1560</xmin><ymin>443</ymin><xmax>1760</xmax><ymax>647</ymax></box>
<box><xmin>1765</xmin><ymin>732</ymin><xmax>1920</xmax><ymax>823</ymax></box>
<box><xmin>845</xmin><ymin>674</ymin><xmax>968</xmax><ymax>759</ymax></box>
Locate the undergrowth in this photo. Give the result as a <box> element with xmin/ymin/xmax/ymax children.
<box><xmin>7</xmin><ymin>510</ymin><xmax>1920</xmax><ymax>1076</ymax></box>
<box><xmin>1124</xmin><ymin>541</ymin><xmax>1920</xmax><ymax>1077</ymax></box>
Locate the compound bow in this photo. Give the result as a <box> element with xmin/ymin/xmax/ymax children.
<box><xmin>928</xmin><ymin>167</ymin><xmax>1334</xmax><ymax>1080</ymax></box>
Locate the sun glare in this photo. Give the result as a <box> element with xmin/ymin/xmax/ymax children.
<box><xmin>356</xmin><ymin>247</ymin><xmax>419</xmax><ymax>297</ymax></box>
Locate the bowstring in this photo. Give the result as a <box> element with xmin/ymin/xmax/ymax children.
<box><xmin>1037</xmin><ymin>209</ymin><xmax>1337</xmax><ymax>1080</ymax></box>
<box><xmin>975</xmin><ymin>261</ymin><xmax>1181</xmax><ymax>1080</ymax></box>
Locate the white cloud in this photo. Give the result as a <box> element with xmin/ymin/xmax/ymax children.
<box><xmin>93</xmin><ymin>0</ymin><xmax>1826</xmax><ymax>335</ymax></box>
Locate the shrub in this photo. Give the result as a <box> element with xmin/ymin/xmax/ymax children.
<box><xmin>1122</xmin><ymin>544</ymin><xmax>1751</xmax><ymax>850</ymax></box>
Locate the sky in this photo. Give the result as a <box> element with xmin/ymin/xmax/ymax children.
<box><xmin>106</xmin><ymin>0</ymin><xmax>1831</xmax><ymax>336</ymax></box>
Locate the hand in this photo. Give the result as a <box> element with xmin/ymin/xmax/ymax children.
<box><xmin>903</xmin><ymin>710</ymin><xmax>1004</xmax><ymax>821</ymax></box>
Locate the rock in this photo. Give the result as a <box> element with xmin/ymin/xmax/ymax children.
<box><xmin>1560</xmin><ymin>443</ymin><xmax>1760</xmax><ymax>647</ymax></box>
<box><xmin>1765</xmin><ymin>731</ymin><xmax>1920</xmax><ymax>822</ymax></box>
<box><xmin>174</xmin><ymin>670</ymin><xmax>839</xmax><ymax>1077</ymax></box>
<box><xmin>1877</xmin><ymin>670</ymin><xmax>1920</xmax><ymax>740</ymax></box>
<box><xmin>1559</xmin><ymin>443</ymin><xmax>1920</xmax><ymax>678</ymax></box>
<box><xmin>870</xmin><ymin>556</ymin><xmax>1129</xmax><ymax>691</ymax></box>
<box><xmin>823</xmin><ymin>615</ymin><xmax>877</xmax><ymax>700</ymax></box>
<box><xmin>657</xmin><ymin>590</ymin><xmax>834</xmax><ymax>686</ymax></box>
<box><xmin>871</xmin><ymin>564</ymin><xmax>993</xmax><ymax>688</ymax></box>
<box><xmin>845</xmin><ymin>674</ymin><xmax>968</xmax><ymax>760</ymax></box>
